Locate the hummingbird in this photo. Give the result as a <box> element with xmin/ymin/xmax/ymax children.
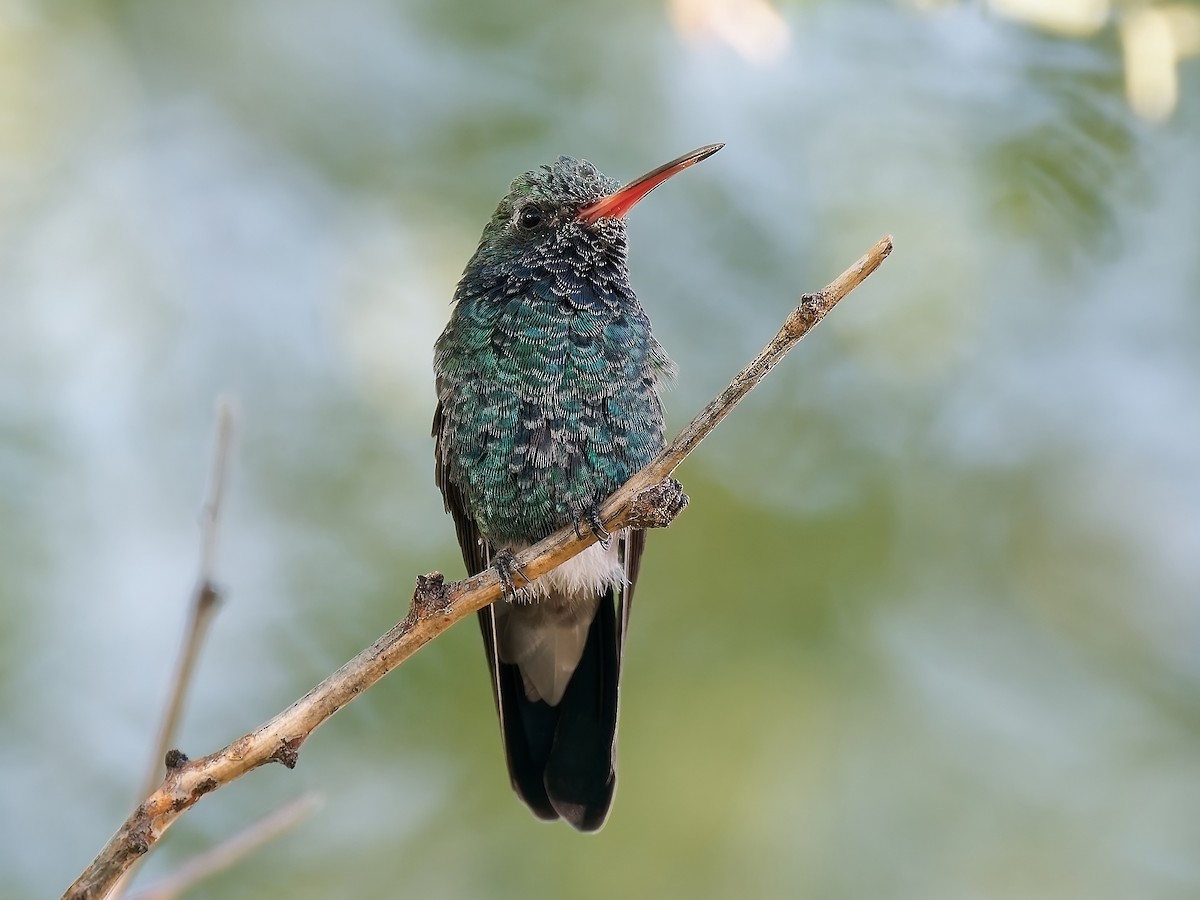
<box><xmin>433</xmin><ymin>143</ymin><xmax>722</xmax><ymax>830</ymax></box>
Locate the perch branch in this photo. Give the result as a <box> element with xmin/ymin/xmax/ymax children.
<box><xmin>64</xmin><ymin>235</ymin><xmax>893</xmax><ymax>900</ymax></box>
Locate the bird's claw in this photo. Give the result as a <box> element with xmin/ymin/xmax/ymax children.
<box><xmin>493</xmin><ymin>548</ymin><xmax>531</xmax><ymax>598</ymax></box>
<box><xmin>575</xmin><ymin>505</ymin><xmax>612</xmax><ymax>550</ymax></box>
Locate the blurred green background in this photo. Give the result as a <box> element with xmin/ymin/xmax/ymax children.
<box><xmin>4</xmin><ymin>0</ymin><xmax>1200</xmax><ymax>897</ymax></box>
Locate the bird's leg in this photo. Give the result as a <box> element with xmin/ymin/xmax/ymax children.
<box><xmin>573</xmin><ymin>504</ymin><xmax>612</xmax><ymax>551</ymax></box>
<box><xmin>492</xmin><ymin>548</ymin><xmax>531</xmax><ymax>598</ymax></box>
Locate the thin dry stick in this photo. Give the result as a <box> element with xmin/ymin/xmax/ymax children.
<box><xmin>143</xmin><ymin>399</ymin><xmax>237</xmax><ymax>798</ymax></box>
<box><xmin>64</xmin><ymin>235</ymin><xmax>893</xmax><ymax>900</ymax></box>
<box><xmin>125</xmin><ymin>793</ymin><xmax>322</xmax><ymax>900</ymax></box>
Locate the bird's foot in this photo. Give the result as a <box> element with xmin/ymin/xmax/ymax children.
<box><xmin>493</xmin><ymin>548</ymin><xmax>531</xmax><ymax>598</ymax></box>
<box><xmin>573</xmin><ymin>505</ymin><xmax>612</xmax><ymax>550</ymax></box>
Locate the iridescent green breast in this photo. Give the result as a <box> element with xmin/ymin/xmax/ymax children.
<box><xmin>434</xmin><ymin>273</ymin><xmax>670</xmax><ymax>545</ymax></box>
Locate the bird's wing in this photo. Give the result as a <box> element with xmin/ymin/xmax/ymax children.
<box><xmin>434</xmin><ymin>401</ymin><xmax>559</xmax><ymax>818</ymax></box>
<box><xmin>432</xmin><ymin>401</ymin><xmax>490</xmax><ymax>575</ymax></box>
<box><xmin>432</xmin><ymin>401</ymin><xmax>502</xmax><ymax>713</ymax></box>
<box><xmin>618</xmin><ymin>526</ymin><xmax>646</xmax><ymax>654</ymax></box>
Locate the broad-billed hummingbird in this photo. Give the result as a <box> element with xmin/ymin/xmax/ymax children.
<box><xmin>433</xmin><ymin>144</ymin><xmax>722</xmax><ymax>830</ymax></box>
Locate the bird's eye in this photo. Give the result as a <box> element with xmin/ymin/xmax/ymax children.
<box><xmin>516</xmin><ymin>205</ymin><xmax>544</xmax><ymax>230</ymax></box>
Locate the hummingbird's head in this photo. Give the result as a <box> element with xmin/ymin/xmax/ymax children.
<box><xmin>464</xmin><ymin>144</ymin><xmax>723</xmax><ymax>282</ymax></box>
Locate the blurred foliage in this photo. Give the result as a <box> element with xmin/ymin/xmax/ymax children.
<box><xmin>986</xmin><ymin>51</ymin><xmax>1138</xmax><ymax>263</ymax></box>
<box><xmin>2</xmin><ymin>1</ymin><xmax>1199</xmax><ymax>898</ymax></box>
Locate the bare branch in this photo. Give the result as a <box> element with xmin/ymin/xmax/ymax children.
<box><xmin>143</xmin><ymin>399</ymin><xmax>237</xmax><ymax>798</ymax></box>
<box><xmin>63</xmin><ymin>235</ymin><xmax>893</xmax><ymax>900</ymax></box>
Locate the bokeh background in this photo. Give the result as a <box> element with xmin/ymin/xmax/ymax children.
<box><xmin>3</xmin><ymin>0</ymin><xmax>1199</xmax><ymax>897</ymax></box>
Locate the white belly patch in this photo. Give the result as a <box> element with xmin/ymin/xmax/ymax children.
<box><xmin>505</xmin><ymin>536</ymin><xmax>626</xmax><ymax>603</ymax></box>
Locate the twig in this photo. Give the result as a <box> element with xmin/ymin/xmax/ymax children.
<box><xmin>125</xmin><ymin>793</ymin><xmax>322</xmax><ymax>900</ymax></box>
<box><xmin>143</xmin><ymin>399</ymin><xmax>237</xmax><ymax>798</ymax></box>
<box><xmin>63</xmin><ymin>235</ymin><xmax>893</xmax><ymax>900</ymax></box>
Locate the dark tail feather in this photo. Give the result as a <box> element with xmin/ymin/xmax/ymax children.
<box><xmin>543</xmin><ymin>591</ymin><xmax>620</xmax><ymax>830</ymax></box>
<box><xmin>480</xmin><ymin>591</ymin><xmax>620</xmax><ymax>831</ymax></box>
